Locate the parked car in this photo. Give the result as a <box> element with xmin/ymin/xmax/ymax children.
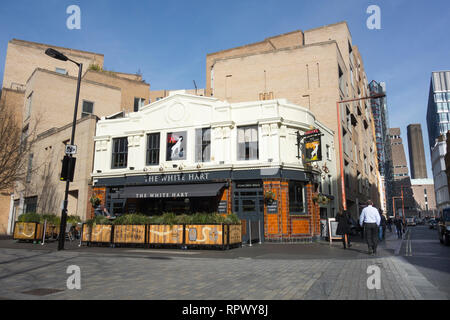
<box><xmin>406</xmin><ymin>217</ymin><xmax>416</xmax><ymax>226</ymax></box>
<box><xmin>438</xmin><ymin>209</ymin><xmax>450</xmax><ymax>246</ymax></box>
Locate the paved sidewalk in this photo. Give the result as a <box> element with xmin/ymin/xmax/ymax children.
<box><xmin>0</xmin><ymin>232</ymin><xmax>446</xmax><ymax>300</ymax></box>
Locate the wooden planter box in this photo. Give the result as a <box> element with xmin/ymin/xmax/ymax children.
<box><xmin>147</xmin><ymin>225</ymin><xmax>183</xmax><ymax>245</ymax></box>
<box><xmin>45</xmin><ymin>224</ymin><xmax>59</xmax><ymax>239</ymax></box>
<box><xmin>228</xmin><ymin>224</ymin><xmax>242</xmax><ymax>245</ymax></box>
<box><xmin>82</xmin><ymin>224</ymin><xmax>113</xmax><ymax>243</ymax></box>
<box><xmin>80</xmin><ymin>223</ymin><xmax>242</xmax><ymax>249</ymax></box>
<box><xmin>185</xmin><ymin>224</ymin><xmax>226</xmax><ymax>246</ymax></box>
<box><xmin>13</xmin><ymin>222</ymin><xmax>44</xmax><ymax>241</ymax></box>
<box><xmin>114</xmin><ymin>225</ymin><xmax>146</xmax><ymax>244</ymax></box>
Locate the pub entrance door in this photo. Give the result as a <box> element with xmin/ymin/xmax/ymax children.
<box><xmin>233</xmin><ymin>182</ymin><xmax>264</xmax><ymax>244</ymax></box>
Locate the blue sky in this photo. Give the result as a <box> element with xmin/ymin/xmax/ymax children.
<box><xmin>1</xmin><ymin>0</ymin><xmax>449</xmax><ymax>178</ymax></box>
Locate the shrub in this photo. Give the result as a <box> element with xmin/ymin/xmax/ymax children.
<box><xmin>160</xmin><ymin>212</ymin><xmax>178</xmax><ymax>226</ymax></box>
<box><xmin>40</xmin><ymin>214</ymin><xmax>61</xmax><ymax>225</ymax></box>
<box><xmin>85</xmin><ymin>215</ymin><xmax>112</xmax><ymax>227</ymax></box>
<box><xmin>17</xmin><ymin>212</ymin><xmax>41</xmax><ymax>223</ymax></box>
<box><xmin>113</xmin><ymin>214</ymin><xmax>151</xmax><ymax>225</ymax></box>
<box><xmin>224</xmin><ymin>213</ymin><xmax>241</xmax><ymax>224</ymax></box>
<box><xmin>67</xmin><ymin>215</ymin><xmax>81</xmax><ymax>225</ymax></box>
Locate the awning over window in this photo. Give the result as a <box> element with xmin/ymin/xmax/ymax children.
<box><xmin>120</xmin><ymin>183</ymin><xmax>226</xmax><ymax>199</ymax></box>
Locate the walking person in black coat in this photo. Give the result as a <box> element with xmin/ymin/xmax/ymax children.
<box><xmin>336</xmin><ymin>210</ymin><xmax>352</xmax><ymax>249</ymax></box>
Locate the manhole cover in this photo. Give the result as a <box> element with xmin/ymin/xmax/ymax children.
<box><xmin>22</xmin><ymin>288</ymin><xmax>64</xmax><ymax>296</ymax></box>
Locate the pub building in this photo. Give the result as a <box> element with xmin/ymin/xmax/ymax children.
<box><xmin>91</xmin><ymin>93</ymin><xmax>337</xmax><ymax>242</ymax></box>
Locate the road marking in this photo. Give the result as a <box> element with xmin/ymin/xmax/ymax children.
<box><xmin>405</xmin><ymin>229</ymin><xmax>412</xmax><ymax>256</ymax></box>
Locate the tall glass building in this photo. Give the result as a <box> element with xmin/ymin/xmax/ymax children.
<box><xmin>426</xmin><ymin>71</ymin><xmax>450</xmax><ymax>150</ymax></box>
<box><xmin>426</xmin><ymin>71</ymin><xmax>450</xmax><ymax>213</ymax></box>
<box><xmin>369</xmin><ymin>80</ymin><xmax>393</xmax><ymax>215</ymax></box>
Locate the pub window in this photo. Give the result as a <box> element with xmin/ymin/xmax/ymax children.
<box><xmin>289</xmin><ymin>182</ymin><xmax>306</xmax><ymax>214</ymax></box>
<box><xmin>111</xmin><ymin>137</ymin><xmax>128</xmax><ymax>169</ymax></box>
<box><xmin>195</xmin><ymin>128</ymin><xmax>211</xmax><ymax>162</ymax></box>
<box><xmin>82</xmin><ymin>100</ymin><xmax>94</xmax><ymax>117</ymax></box>
<box><xmin>237</xmin><ymin>125</ymin><xmax>258</xmax><ymax>160</ymax></box>
<box><xmin>146</xmin><ymin>133</ymin><xmax>160</xmax><ymax>165</ymax></box>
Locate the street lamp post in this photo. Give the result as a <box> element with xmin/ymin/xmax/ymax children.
<box><xmin>336</xmin><ymin>93</ymin><xmax>386</xmax><ymax>211</ymax></box>
<box><xmin>45</xmin><ymin>48</ymin><xmax>83</xmax><ymax>251</ymax></box>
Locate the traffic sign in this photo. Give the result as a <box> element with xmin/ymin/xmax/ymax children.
<box><xmin>65</xmin><ymin>144</ymin><xmax>77</xmax><ymax>155</ymax></box>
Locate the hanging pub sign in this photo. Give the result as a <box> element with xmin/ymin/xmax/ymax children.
<box><xmin>297</xmin><ymin>129</ymin><xmax>323</xmax><ymax>163</ymax></box>
<box><xmin>166</xmin><ymin>131</ymin><xmax>187</xmax><ymax>161</ymax></box>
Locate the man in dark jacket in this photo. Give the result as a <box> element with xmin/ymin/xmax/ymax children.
<box><xmin>379</xmin><ymin>214</ymin><xmax>387</xmax><ymax>241</ymax></box>
<box><xmin>394</xmin><ymin>218</ymin><xmax>403</xmax><ymax>239</ymax></box>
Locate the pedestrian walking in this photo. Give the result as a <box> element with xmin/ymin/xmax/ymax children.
<box><xmin>359</xmin><ymin>200</ymin><xmax>381</xmax><ymax>255</ymax></box>
<box><xmin>394</xmin><ymin>218</ymin><xmax>403</xmax><ymax>239</ymax></box>
<box><xmin>387</xmin><ymin>216</ymin><xmax>392</xmax><ymax>232</ymax></box>
<box><xmin>336</xmin><ymin>210</ymin><xmax>352</xmax><ymax>249</ymax></box>
<box><xmin>379</xmin><ymin>214</ymin><xmax>387</xmax><ymax>241</ymax></box>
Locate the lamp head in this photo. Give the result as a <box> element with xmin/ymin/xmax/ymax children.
<box><xmin>45</xmin><ymin>48</ymin><xmax>69</xmax><ymax>61</ymax></box>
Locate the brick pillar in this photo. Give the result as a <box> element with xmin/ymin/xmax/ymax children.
<box><xmin>306</xmin><ymin>183</ymin><xmax>321</xmax><ymax>237</ymax></box>
<box><xmin>263</xmin><ymin>180</ymin><xmax>289</xmax><ymax>240</ymax></box>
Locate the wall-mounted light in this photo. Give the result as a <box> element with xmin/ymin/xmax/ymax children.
<box><xmin>130</xmin><ymin>167</ymin><xmax>135</xmax><ymax>170</ymax></box>
<box><xmin>159</xmin><ymin>166</ymin><xmax>164</xmax><ymax>172</ymax></box>
<box><xmin>268</xmin><ymin>158</ymin><xmax>273</xmax><ymax>162</ymax></box>
<box><xmin>219</xmin><ymin>161</ymin><xmax>225</xmax><ymax>165</ymax></box>
<box><xmin>96</xmin><ymin>170</ymin><xmax>102</xmax><ymax>173</ymax></box>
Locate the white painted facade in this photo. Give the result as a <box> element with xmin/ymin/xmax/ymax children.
<box><xmin>92</xmin><ymin>94</ymin><xmax>338</xmax><ymax>213</ymax></box>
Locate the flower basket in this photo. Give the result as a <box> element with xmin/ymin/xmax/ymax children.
<box><xmin>89</xmin><ymin>196</ymin><xmax>101</xmax><ymax>208</ymax></box>
<box><xmin>312</xmin><ymin>193</ymin><xmax>330</xmax><ymax>206</ymax></box>
<box><xmin>264</xmin><ymin>191</ymin><xmax>276</xmax><ymax>204</ymax></box>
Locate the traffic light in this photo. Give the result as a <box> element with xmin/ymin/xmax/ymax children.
<box><xmin>60</xmin><ymin>156</ymin><xmax>76</xmax><ymax>182</ymax></box>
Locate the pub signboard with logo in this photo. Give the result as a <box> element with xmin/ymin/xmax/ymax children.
<box><xmin>297</xmin><ymin>129</ymin><xmax>323</xmax><ymax>164</ymax></box>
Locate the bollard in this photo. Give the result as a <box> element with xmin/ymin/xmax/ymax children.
<box><xmin>41</xmin><ymin>220</ymin><xmax>47</xmax><ymax>245</ymax></box>
<box><xmin>78</xmin><ymin>223</ymin><xmax>83</xmax><ymax>247</ymax></box>
<box><xmin>258</xmin><ymin>220</ymin><xmax>262</xmax><ymax>244</ymax></box>
<box><xmin>248</xmin><ymin>219</ymin><xmax>252</xmax><ymax>247</ymax></box>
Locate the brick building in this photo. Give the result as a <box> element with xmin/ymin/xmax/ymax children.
<box><xmin>204</xmin><ymin>22</ymin><xmax>380</xmax><ymax>218</ymax></box>
<box><xmin>91</xmin><ymin>94</ymin><xmax>337</xmax><ymax>242</ymax></box>
<box><xmin>389</xmin><ymin>128</ymin><xmax>417</xmax><ymax>217</ymax></box>
<box><xmin>0</xmin><ymin>39</ymin><xmax>150</xmax><ymax>233</ymax></box>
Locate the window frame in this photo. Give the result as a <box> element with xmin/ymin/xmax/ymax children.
<box><xmin>111</xmin><ymin>137</ymin><xmax>128</xmax><ymax>169</ymax></box>
<box><xmin>81</xmin><ymin>100</ymin><xmax>94</xmax><ymax>117</ymax></box>
<box><xmin>195</xmin><ymin>127</ymin><xmax>211</xmax><ymax>163</ymax></box>
<box><xmin>146</xmin><ymin>132</ymin><xmax>160</xmax><ymax>166</ymax></box>
<box><xmin>289</xmin><ymin>181</ymin><xmax>307</xmax><ymax>215</ymax></box>
<box><xmin>134</xmin><ymin>97</ymin><xmax>146</xmax><ymax>112</ymax></box>
<box><xmin>237</xmin><ymin>125</ymin><xmax>259</xmax><ymax>161</ymax></box>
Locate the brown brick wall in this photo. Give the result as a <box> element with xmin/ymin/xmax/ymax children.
<box><xmin>263</xmin><ymin>180</ymin><xmax>319</xmax><ymax>239</ymax></box>
<box><xmin>83</xmin><ymin>70</ymin><xmax>150</xmax><ymax>112</ymax></box>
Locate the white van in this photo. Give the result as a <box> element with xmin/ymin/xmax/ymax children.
<box><xmin>406</xmin><ymin>217</ymin><xmax>416</xmax><ymax>226</ymax></box>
